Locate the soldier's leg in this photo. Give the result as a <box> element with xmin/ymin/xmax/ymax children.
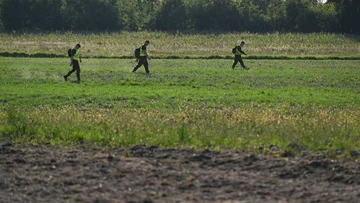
<box><xmin>76</xmin><ymin>68</ymin><xmax>81</xmax><ymax>81</ymax></box>
<box><xmin>71</xmin><ymin>60</ymin><xmax>80</xmax><ymax>81</ymax></box>
<box><xmin>239</xmin><ymin>58</ymin><xmax>247</xmax><ymax>69</ymax></box>
<box><xmin>64</xmin><ymin>66</ymin><xmax>76</xmax><ymax>80</ymax></box>
<box><xmin>232</xmin><ymin>57</ymin><xmax>239</xmax><ymax>69</ymax></box>
<box><xmin>144</xmin><ymin>59</ymin><xmax>150</xmax><ymax>74</ymax></box>
<box><xmin>132</xmin><ymin>58</ymin><xmax>144</xmax><ymax>72</ymax></box>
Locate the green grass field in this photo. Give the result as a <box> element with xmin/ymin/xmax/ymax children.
<box><xmin>1</xmin><ymin>57</ymin><xmax>359</xmax><ymax>157</ymax></box>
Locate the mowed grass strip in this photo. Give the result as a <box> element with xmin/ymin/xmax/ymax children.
<box><xmin>0</xmin><ymin>32</ymin><xmax>359</xmax><ymax>58</ymax></box>
<box><xmin>0</xmin><ymin>57</ymin><xmax>359</xmax><ymax>156</ymax></box>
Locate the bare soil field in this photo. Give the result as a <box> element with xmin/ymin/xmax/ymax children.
<box><xmin>0</xmin><ymin>141</ymin><xmax>360</xmax><ymax>203</ymax></box>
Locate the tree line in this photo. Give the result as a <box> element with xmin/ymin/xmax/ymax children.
<box><xmin>0</xmin><ymin>0</ymin><xmax>359</xmax><ymax>34</ymax></box>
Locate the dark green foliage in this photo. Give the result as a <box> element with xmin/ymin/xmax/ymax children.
<box><xmin>1</xmin><ymin>0</ymin><xmax>32</xmax><ymax>31</ymax></box>
<box><xmin>155</xmin><ymin>0</ymin><xmax>190</xmax><ymax>30</ymax></box>
<box><xmin>337</xmin><ymin>0</ymin><xmax>360</xmax><ymax>33</ymax></box>
<box><xmin>0</xmin><ymin>0</ymin><xmax>358</xmax><ymax>33</ymax></box>
<box><xmin>0</xmin><ymin>0</ymin><xmax>121</xmax><ymax>31</ymax></box>
<box><xmin>61</xmin><ymin>0</ymin><xmax>121</xmax><ymax>31</ymax></box>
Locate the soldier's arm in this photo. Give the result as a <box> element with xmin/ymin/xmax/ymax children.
<box><xmin>240</xmin><ymin>48</ymin><xmax>246</xmax><ymax>55</ymax></box>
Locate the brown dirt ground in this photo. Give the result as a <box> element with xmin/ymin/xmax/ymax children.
<box><xmin>0</xmin><ymin>141</ymin><xmax>360</xmax><ymax>203</ymax></box>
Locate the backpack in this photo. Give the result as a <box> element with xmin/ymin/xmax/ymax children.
<box><xmin>232</xmin><ymin>46</ymin><xmax>237</xmax><ymax>54</ymax></box>
<box><xmin>67</xmin><ymin>49</ymin><xmax>72</xmax><ymax>57</ymax></box>
<box><xmin>134</xmin><ymin>47</ymin><xmax>140</xmax><ymax>59</ymax></box>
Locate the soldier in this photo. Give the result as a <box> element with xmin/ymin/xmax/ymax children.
<box><xmin>232</xmin><ymin>41</ymin><xmax>249</xmax><ymax>70</ymax></box>
<box><xmin>64</xmin><ymin>44</ymin><xmax>82</xmax><ymax>83</ymax></box>
<box><xmin>132</xmin><ymin>40</ymin><xmax>151</xmax><ymax>74</ymax></box>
